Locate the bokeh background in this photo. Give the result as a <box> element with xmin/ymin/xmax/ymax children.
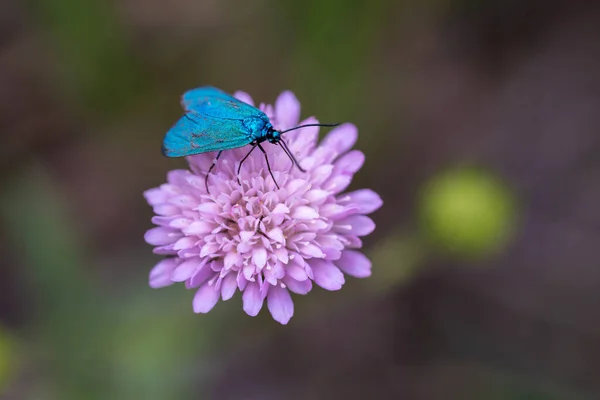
<box><xmin>2</xmin><ymin>0</ymin><xmax>600</xmax><ymax>398</ymax></box>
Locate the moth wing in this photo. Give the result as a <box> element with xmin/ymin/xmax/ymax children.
<box><xmin>162</xmin><ymin>112</ymin><xmax>252</xmax><ymax>157</ymax></box>
<box><xmin>181</xmin><ymin>86</ymin><xmax>265</xmax><ymax>120</ymax></box>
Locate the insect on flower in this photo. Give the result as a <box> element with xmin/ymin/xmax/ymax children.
<box><xmin>145</xmin><ymin>88</ymin><xmax>382</xmax><ymax>324</ymax></box>
<box><xmin>162</xmin><ymin>86</ymin><xmax>339</xmax><ymax>191</ymax></box>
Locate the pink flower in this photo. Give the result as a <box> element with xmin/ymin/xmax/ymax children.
<box><xmin>144</xmin><ymin>90</ymin><xmax>383</xmax><ymax>324</ymax></box>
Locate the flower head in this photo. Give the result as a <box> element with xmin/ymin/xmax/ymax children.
<box><xmin>144</xmin><ymin>90</ymin><xmax>382</xmax><ymax>324</ymax></box>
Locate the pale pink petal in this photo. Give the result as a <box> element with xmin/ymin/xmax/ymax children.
<box><xmin>253</xmin><ymin>247</ymin><xmax>267</xmax><ymax>269</ymax></box>
<box><xmin>310</xmin><ymin>259</ymin><xmax>345</xmax><ymax>290</ymax></box>
<box><xmin>199</xmin><ymin>242</ymin><xmax>219</xmax><ymax>257</ymax></box>
<box><xmin>151</xmin><ymin>216</ymin><xmax>174</xmax><ymax>227</ymax></box>
<box><xmin>144</xmin><ymin>188</ymin><xmax>168</xmax><ymax>205</ymax></box>
<box><xmin>322</xmin><ymin>247</ymin><xmax>342</xmax><ymax>260</ymax></box>
<box><xmin>169</xmin><ymin>194</ymin><xmax>197</xmax><ymax>209</ymax></box>
<box><xmin>223</xmin><ymin>252</ymin><xmax>241</xmax><ymax>269</ymax></box>
<box><xmin>272</xmin><ymin>203</ymin><xmax>290</xmax><ymax>214</ymax></box>
<box><xmin>171</xmin><ymin>258</ymin><xmax>202</xmax><ymax>282</ymax></box>
<box><xmin>267</xmin><ymin>227</ymin><xmax>285</xmax><ymax>244</ymax></box>
<box><xmin>196</xmin><ymin>203</ymin><xmax>221</xmax><ymax>215</ymax></box>
<box><xmin>274</xmin><ymin>247</ymin><xmax>289</xmax><ymax>264</ymax></box>
<box><xmin>283</xmin><ymin>276</ymin><xmax>312</xmax><ymax>294</ymax></box>
<box><xmin>267</xmin><ymin>285</ymin><xmax>294</xmax><ymax>324</ymax></box>
<box><xmin>144</xmin><ymin>227</ymin><xmax>179</xmax><ymax>246</ymax></box>
<box><xmin>188</xmin><ymin>264</ymin><xmax>214</xmax><ymax>288</ymax></box>
<box><xmin>292</xmin><ymin>206</ymin><xmax>319</xmax><ymax>220</ymax></box>
<box><xmin>168</xmin><ymin>217</ymin><xmax>191</xmax><ymax>229</ymax></box>
<box><xmin>336</xmin><ymin>250</ymin><xmax>372</xmax><ymax>278</ymax></box>
<box><xmin>304</xmin><ymin>189</ymin><xmax>330</xmax><ymax>204</ymax></box>
<box><xmin>149</xmin><ymin>259</ymin><xmax>178</xmax><ymax>288</ymax></box>
<box><xmin>186</xmin><ymin>154</ymin><xmax>213</xmax><ymax>173</ymax></box>
<box><xmin>340</xmin><ymin>189</ymin><xmax>383</xmax><ymax>214</ymax></box>
<box><xmin>242</xmin><ymin>282</ymin><xmax>264</xmax><ymax>316</ymax></box>
<box><xmin>300</xmin><ymin>243</ymin><xmax>325</xmax><ymax>258</ymax></box>
<box><xmin>193</xmin><ymin>283</ymin><xmax>220</xmax><ymax>313</ymax></box>
<box><xmin>183</xmin><ymin>220</ymin><xmax>214</xmax><ymax>235</ymax></box>
<box><xmin>338</xmin><ymin>215</ymin><xmax>375</xmax><ymax>236</ymax></box>
<box><xmin>233</xmin><ymin>91</ymin><xmax>254</xmax><ymax>105</ymax></box>
<box><xmin>221</xmin><ymin>273</ymin><xmax>238</xmax><ymax>301</ymax></box>
<box><xmin>334</xmin><ymin>150</ymin><xmax>365</xmax><ymax>175</ymax></box>
<box><xmin>321</xmin><ymin>123</ymin><xmax>358</xmax><ymax>155</ymax></box>
<box><xmin>153</xmin><ymin>245</ymin><xmax>176</xmax><ymax>255</ymax></box>
<box><xmin>285</xmin><ymin>117</ymin><xmax>320</xmax><ymax>151</ymax></box>
<box><xmin>310</xmin><ymin>164</ymin><xmax>333</xmax><ymax>185</ymax></box>
<box><xmin>285</xmin><ymin>263</ymin><xmax>308</xmax><ymax>281</ymax></box>
<box><xmin>239</xmin><ymin>231</ymin><xmax>254</xmax><ymax>242</ymax></box>
<box><xmin>263</xmin><ymin>264</ymin><xmax>278</xmax><ymax>286</ymax></box>
<box><xmin>262</xmin><ymin>104</ymin><xmax>275</xmax><ymax>120</ymax></box>
<box><xmin>153</xmin><ymin>204</ymin><xmax>179</xmax><ymax>216</ymax></box>
<box><xmin>275</xmin><ymin>91</ymin><xmax>300</xmax><ymax>130</ymax></box>
<box><xmin>324</xmin><ymin>174</ymin><xmax>352</xmax><ymax>194</ymax></box>
<box><xmin>166</xmin><ymin>170</ymin><xmax>190</xmax><ymax>186</ymax></box>
<box><xmin>237</xmin><ymin>272</ymin><xmax>248</xmax><ymax>291</ymax></box>
<box><xmin>173</xmin><ymin>236</ymin><xmax>196</xmax><ymax>250</ymax></box>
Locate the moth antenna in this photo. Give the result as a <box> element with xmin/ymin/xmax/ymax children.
<box><xmin>279</xmin><ymin>123</ymin><xmax>340</xmax><ymax>134</ymax></box>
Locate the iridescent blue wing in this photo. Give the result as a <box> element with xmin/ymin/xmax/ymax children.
<box><xmin>181</xmin><ymin>86</ymin><xmax>265</xmax><ymax>119</ymax></box>
<box><xmin>163</xmin><ymin>86</ymin><xmax>270</xmax><ymax>157</ymax></box>
<box><xmin>162</xmin><ymin>113</ymin><xmax>254</xmax><ymax>157</ymax></box>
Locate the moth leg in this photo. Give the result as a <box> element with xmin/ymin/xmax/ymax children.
<box><xmin>278</xmin><ymin>138</ymin><xmax>306</xmax><ymax>172</ymax></box>
<box><xmin>205</xmin><ymin>150</ymin><xmax>223</xmax><ymax>193</ymax></box>
<box><xmin>257</xmin><ymin>143</ymin><xmax>280</xmax><ymax>190</ymax></box>
<box><xmin>237</xmin><ymin>144</ymin><xmax>258</xmax><ymax>186</ymax></box>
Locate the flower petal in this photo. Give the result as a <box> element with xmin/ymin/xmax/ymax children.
<box><xmin>224</xmin><ymin>251</ymin><xmax>242</xmax><ymax>269</ymax></box>
<box><xmin>267</xmin><ymin>285</ymin><xmax>294</xmax><ymax>324</ymax></box>
<box><xmin>275</xmin><ymin>91</ymin><xmax>300</xmax><ymax>130</ymax></box>
<box><xmin>292</xmin><ymin>206</ymin><xmax>319</xmax><ymax>220</ymax></box>
<box><xmin>173</xmin><ymin>236</ymin><xmax>196</xmax><ymax>250</ymax></box>
<box><xmin>283</xmin><ymin>276</ymin><xmax>312</xmax><ymax>294</ymax></box>
<box><xmin>233</xmin><ymin>91</ymin><xmax>254</xmax><ymax>106</ymax></box>
<box><xmin>286</xmin><ymin>117</ymin><xmax>320</xmax><ymax>152</ymax></box>
<box><xmin>153</xmin><ymin>204</ymin><xmax>179</xmax><ymax>216</ymax></box>
<box><xmin>267</xmin><ymin>227</ymin><xmax>285</xmax><ymax>244</ymax></box>
<box><xmin>253</xmin><ymin>247</ymin><xmax>267</xmax><ymax>269</ymax></box>
<box><xmin>183</xmin><ymin>220</ymin><xmax>214</xmax><ymax>235</ymax></box>
<box><xmin>324</xmin><ymin>174</ymin><xmax>352</xmax><ymax>194</ymax></box>
<box><xmin>242</xmin><ymin>282</ymin><xmax>264</xmax><ymax>317</ymax></box>
<box><xmin>341</xmin><ymin>189</ymin><xmax>383</xmax><ymax>214</ymax></box>
<box><xmin>304</xmin><ymin>189</ymin><xmax>330</xmax><ymax>204</ymax></box>
<box><xmin>149</xmin><ymin>258</ymin><xmax>178</xmax><ymax>288</ymax></box>
<box><xmin>334</xmin><ymin>150</ymin><xmax>364</xmax><ymax>175</ymax></box>
<box><xmin>188</xmin><ymin>263</ymin><xmax>214</xmax><ymax>288</ymax></box>
<box><xmin>272</xmin><ymin>203</ymin><xmax>290</xmax><ymax>214</ymax></box>
<box><xmin>336</xmin><ymin>250</ymin><xmax>372</xmax><ymax>278</ymax></box>
<box><xmin>285</xmin><ymin>263</ymin><xmax>308</xmax><ymax>281</ymax></box>
<box><xmin>171</xmin><ymin>258</ymin><xmax>202</xmax><ymax>282</ymax></box>
<box><xmin>144</xmin><ymin>227</ymin><xmax>178</xmax><ymax>246</ymax></box>
<box><xmin>196</xmin><ymin>202</ymin><xmax>221</xmax><ymax>215</ymax></box>
<box><xmin>300</xmin><ymin>243</ymin><xmax>325</xmax><ymax>258</ymax></box>
<box><xmin>193</xmin><ymin>283</ymin><xmax>220</xmax><ymax>313</ymax></box>
<box><xmin>221</xmin><ymin>273</ymin><xmax>238</xmax><ymax>301</ymax></box>
<box><xmin>310</xmin><ymin>259</ymin><xmax>345</xmax><ymax>290</ymax></box>
<box><xmin>321</xmin><ymin>123</ymin><xmax>357</xmax><ymax>155</ymax></box>
<box><xmin>144</xmin><ymin>188</ymin><xmax>168</xmax><ymax>205</ymax></box>
<box><xmin>338</xmin><ymin>215</ymin><xmax>375</xmax><ymax>236</ymax></box>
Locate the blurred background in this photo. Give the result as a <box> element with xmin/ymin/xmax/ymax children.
<box><xmin>1</xmin><ymin>0</ymin><xmax>600</xmax><ymax>398</ymax></box>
